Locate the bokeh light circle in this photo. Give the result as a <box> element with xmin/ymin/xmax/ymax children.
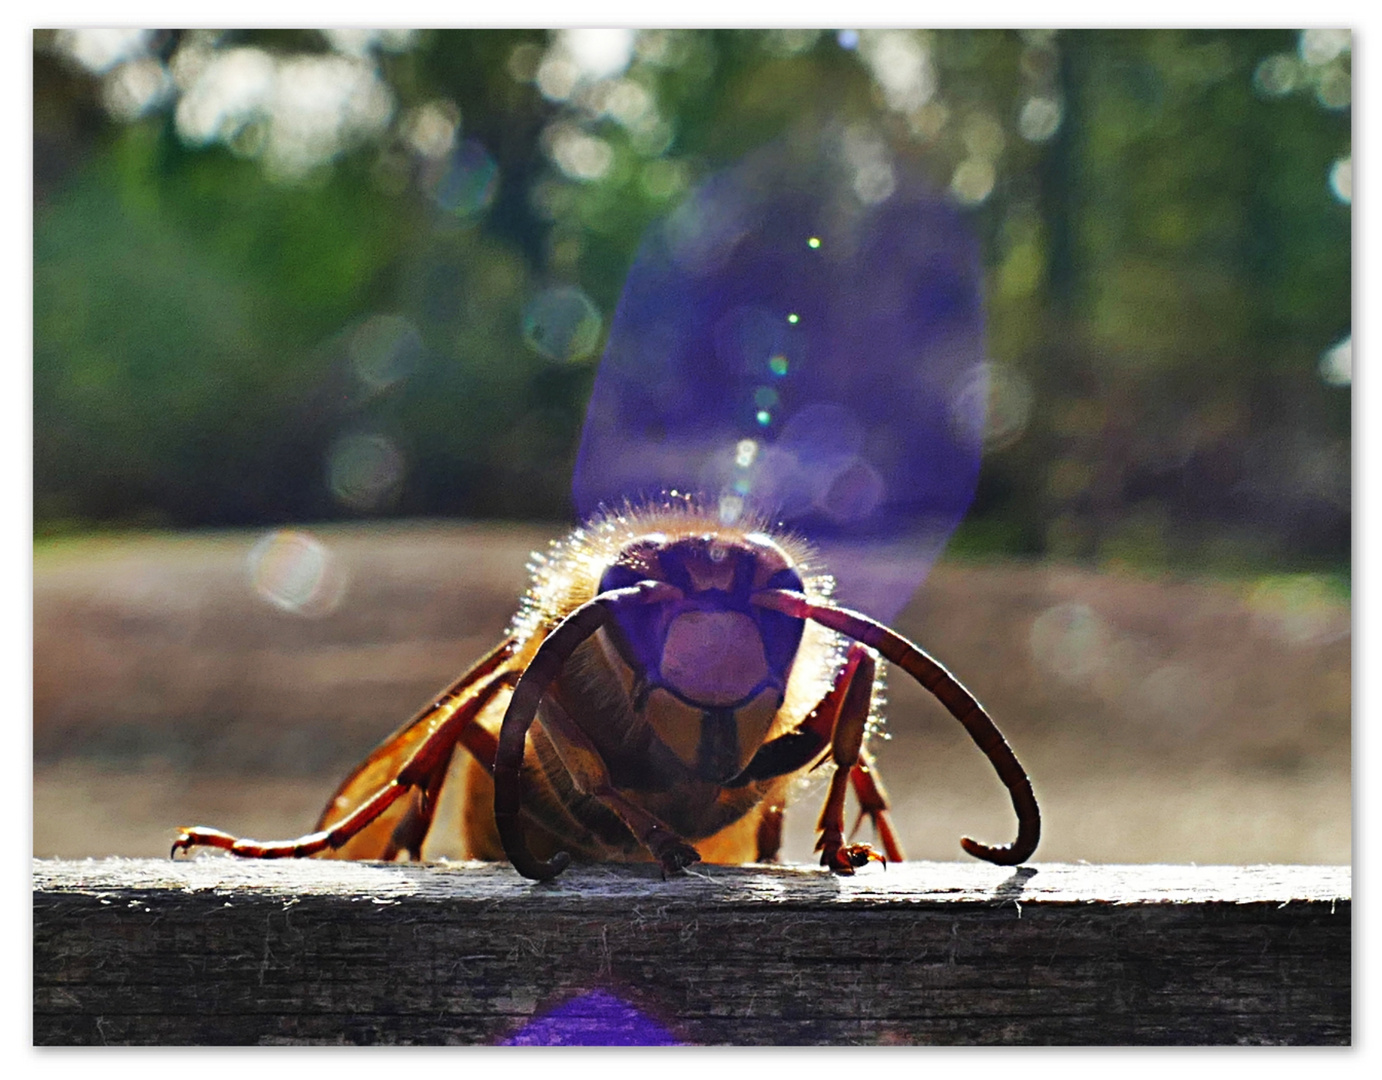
<box><xmin>327</xmin><ymin>433</ymin><xmax>406</xmax><ymax>510</ymax></box>
<box><xmin>430</xmin><ymin>139</ymin><xmax>499</xmax><ymax>217</ymax></box>
<box><xmin>246</xmin><ymin>529</ymin><xmax>348</xmax><ymax>617</ymax></box>
<box><xmin>951</xmin><ymin>361</ymin><xmax>1034</xmax><ymax>451</ymax></box>
<box><xmin>348</xmin><ymin>314</ymin><xmax>423</xmax><ymax>389</ymax></box>
<box><xmin>1029</xmin><ymin>602</ymin><xmax>1108</xmax><ymax>685</ymax></box>
<box><xmin>522</xmin><ymin>286</ymin><xmax>603</xmax><ymax>362</ymax></box>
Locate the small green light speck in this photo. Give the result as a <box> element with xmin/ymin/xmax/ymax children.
<box><xmin>756</xmin><ymin>410</ymin><xmax>772</xmax><ymax>426</ymax></box>
<box><xmin>769</xmin><ymin>354</ymin><xmax>789</xmax><ymax>377</ymax></box>
<box><xmin>808</xmin><ymin>237</ymin><xmax>821</xmax><ymax>249</ymax></box>
<box><xmin>787</xmin><ymin>313</ymin><xmax>799</xmax><ymax>324</ymax></box>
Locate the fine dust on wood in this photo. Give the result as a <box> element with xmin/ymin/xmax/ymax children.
<box><xmin>34</xmin><ymin>858</ymin><xmax>1350</xmax><ymax>1046</ymax></box>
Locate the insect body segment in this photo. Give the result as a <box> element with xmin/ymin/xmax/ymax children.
<box><xmin>752</xmin><ymin>588</ymin><xmax>1041</xmax><ymax>866</ymax></box>
<box><xmin>171</xmin><ymin>645</ymin><xmax>519</xmax><ymax>861</ymax></box>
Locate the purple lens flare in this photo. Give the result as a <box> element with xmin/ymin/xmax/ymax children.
<box><xmin>501</xmin><ymin>989</ymin><xmax>681</xmax><ymax>1046</ymax></box>
<box><xmin>574</xmin><ymin>132</ymin><xmax>988</xmax><ymax>621</ymax></box>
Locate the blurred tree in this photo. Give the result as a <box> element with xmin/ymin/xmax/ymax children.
<box><xmin>32</xmin><ymin>28</ymin><xmax>1349</xmax><ymax>571</ymax></box>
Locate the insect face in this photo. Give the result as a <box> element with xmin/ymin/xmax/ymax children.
<box><xmin>593</xmin><ymin>531</ymin><xmax>808</xmax><ymax>784</ymax></box>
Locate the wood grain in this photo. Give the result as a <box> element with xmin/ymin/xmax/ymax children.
<box><xmin>33</xmin><ymin>858</ymin><xmax>1350</xmax><ymax>1046</ymax></box>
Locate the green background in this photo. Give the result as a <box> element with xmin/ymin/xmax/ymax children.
<box><xmin>34</xmin><ymin>29</ymin><xmax>1351</xmax><ymax>575</ymax></box>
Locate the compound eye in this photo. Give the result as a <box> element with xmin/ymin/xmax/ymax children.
<box><xmin>597</xmin><ymin>558</ymin><xmax>669</xmax><ymax>685</ymax></box>
<box><xmin>598</xmin><ymin>535</ymin><xmax>668</xmax><ymax>596</ymax></box>
<box><xmin>764</xmin><ymin>567</ymin><xmax>805</xmax><ymax>594</ymax></box>
<box><xmin>755</xmin><ymin>567</ymin><xmax>806</xmax><ymax>679</ymax></box>
<box><xmin>598</xmin><ymin>562</ymin><xmax>648</xmax><ymax>595</ymax></box>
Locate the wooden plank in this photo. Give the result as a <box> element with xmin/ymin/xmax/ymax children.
<box><xmin>33</xmin><ymin>858</ymin><xmax>1350</xmax><ymax>1046</ymax></box>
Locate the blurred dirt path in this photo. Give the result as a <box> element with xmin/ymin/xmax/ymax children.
<box><xmin>34</xmin><ymin>521</ymin><xmax>1350</xmax><ymax>865</ymax></box>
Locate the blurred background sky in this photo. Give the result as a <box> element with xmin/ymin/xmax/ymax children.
<box><xmin>29</xmin><ymin>24</ymin><xmax>1354</xmax><ymax>866</ymax></box>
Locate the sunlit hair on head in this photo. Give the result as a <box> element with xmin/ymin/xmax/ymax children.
<box><xmin>508</xmin><ymin>492</ymin><xmax>835</xmax><ymax>651</ymax></box>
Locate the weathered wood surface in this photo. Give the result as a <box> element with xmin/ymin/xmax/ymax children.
<box><xmin>33</xmin><ymin>858</ymin><xmax>1349</xmax><ymax>1046</ymax></box>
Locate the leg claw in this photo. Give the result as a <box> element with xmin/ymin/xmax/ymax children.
<box><xmin>657</xmin><ymin>841</ymin><xmax>702</xmax><ymax>878</ymax></box>
<box><xmin>169</xmin><ymin>826</ymin><xmax>240</xmax><ymax>859</ymax></box>
<box><xmin>820</xmin><ymin>842</ymin><xmax>886</xmax><ymax>875</ymax></box>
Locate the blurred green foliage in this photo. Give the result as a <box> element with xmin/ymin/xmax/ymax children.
<box><xmin>33</xmin><ymin>29</ymin><xmax>1350</xmax><ymax>571</ymax></box>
